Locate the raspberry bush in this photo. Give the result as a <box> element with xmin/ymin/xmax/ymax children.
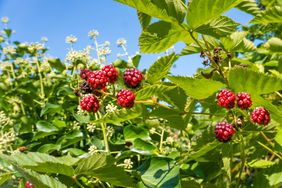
<box><xmin>0</xmin><ymin>1</ymin><xmax>282</xmax><ymax>188</ymax></box>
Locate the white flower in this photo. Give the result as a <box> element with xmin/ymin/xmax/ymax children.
<box><xmin>1</xmin><ymin>17</ymin><xmax>9</xmax><ymax>23</ymax></box>
<box><xmin>87</xmin><ymin>123</ymin><xmax>96</xmax><ymax>133</ymax></box>
<box><xmin>98</xmin><ymin>47</ymin><xmax>111</xmax><ymax>56</ymax></box>
<box><xmin>41</xmin><ymin>37</ymin><xmax>48</xmax><ymax>43</ymax></box>
<box><xmin>0</xmin><ymin>111</ymin><xmax>13</xmax><ymax>126</ymax></box>
<box><xmin>123</xmin><ymin>159</ymin><xmax>133</xmax><ymax>169</ymax></box>
<box><xmin>71</xmin><ymin>121</ymin><xmax>80</xmax><ymax>130</ymax></box>
<box><xmin>88</xmin><ymin>30</ymin><xmax>99</xmax><ymax>39</ymax></box>
<box><xmin>149</xmin><ymin>127</ymin><xmax>156</xmax><ymax>134</ymax></box>
<box><xmin>165</xmin><ymin>136</ymin><xmax>174</xmax><ymax>145</ymax></box>
<box><xmin>65</xmin><ymin>35</ymin><xmax>78</xmax><ymax>44</ymax></box>
<box><xmin>3</xmin><ymin>46</ymin><xmax>16</xmax><ymax>55</ymax></box>
<box><xmin>117</xmin><ymin>38</ymin><xmax>127</xmax><ymax>46</ymax></box>
<box><xmin>88</xmin><ymin>145</ymin><xmax>98</xmax><ymax>155</ymax></box>
<box><xmin>65</xmin><ymin>48</ymin><xmax>90</xmax><ymax>62</ymax></box>
<box><xmin>105</xmin><ymin>103</ymin><xmax>117</xmax><ymax>113</ymax></box>
<box><xmin>104</xmin><ymin>41</ymin><xmax>110</xmax><ymax>47</ymax></box>
<box><xmin>107</xmin><ymin>126</ymin><xmax>114</xmax><ymax>137</ymax></box>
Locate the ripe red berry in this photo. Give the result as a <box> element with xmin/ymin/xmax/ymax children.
<box><xmin>217</xmin><ymin>89</ymin><xmax>235</xmax><ymax>109</ymax></box>
<box><xmin>25</xmin><ymin>181</ymin><xmax>35</xmax><ymax>188</ymax></box>
<box><xmin>117</xmin><ymin>89</ymin><xmax>135</xmax><ymax>108</ymax></box>
<box><xmin>102</xmin><ymin>65</ymin><xmax>118</xmax><ymax>83</ymax></box>
<box><xmin>214</xmin><ymin>121</ymin><xmax>235</xmax><ymax>142</ymax></box>
<box><xmin>80</xmin><ymin>95</ymin><xmax>99</xmax><ymax>112</ymax></box>
<box><xmin>251</xmin><ymin>107</ymin><xmax>270</xmax><ymax>125</ymax></box>
<box><xmin>80</xmin><ymin>68</ymin><xmax>91</xmax><ymax>80</ymax></box>
<box><xmin>123</xmin><ymin>68</ymin><xmax>143</xmax><ymax>88</ymax></box>
<box><xmin>87</xmin><ymin>70</ymin><xmax>109</xmax><ymax>89</ymax></box>
<box><xmin>236</xmin><ymin>92</ymin><xmax>252</xmax><ymax>110</ymax></box>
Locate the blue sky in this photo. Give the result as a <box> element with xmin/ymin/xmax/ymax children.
<box><xmin>0</xmin><ymin>0</ymin><xmax>253</xmax><ymax>75</ymax></box>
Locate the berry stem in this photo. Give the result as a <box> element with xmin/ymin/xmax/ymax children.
<box><xmin>159</xmin><ymin>128</ymin><xmax>165</xmax><ymax>152</ymax></box>
<box><xmin>72</xmin><ymin>176</ymin><xmax>84</xmax><ymax>188</ymax></box>
<box><xmin>97</xmin><ymin>111</ymin><xmax>110</xmax><ymax>153</ymax></box>
<box><xmin>257</xmin><ymin>141</ymin><xmax>282</xmax><ymax>160</ymax></box>
<box><xmin>35</xmin><ymin>60</ymin><xmax>45</xmax><ymax>102</ymax></box>
<box><xmin>236</xmin><ymin>134</ymin><xmax>245</xmax><ymax>188</ymax></box>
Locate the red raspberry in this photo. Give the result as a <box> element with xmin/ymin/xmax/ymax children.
<box><xmin>80</xmin><ymin>95</ymin><xmax>99</xmax><ymax>112</ymax></box>
<box><xmin>25</xmin><ymin>181</ymin><xmax>35</xmax><ymax>188</ymax></box>
<box><xmin>214</xmin><ymin>121</ymin><xmax>235</xmax><ymax>142</ymax></box>
<box><xmin>251</xmin><ymin>107</ymin><xmax>270</xmax><ymax>125</ymax></box>
<box><xmin>217</xmin><ymin>89</ymin><xmax>235</xmax><ymax>109</ymax></box>
<box><xmin>236</xmin><ymin>92</ymin><xmax>252</xmax><ymax>110</ymax></box>
<box><xmin>87</xmin><ymin>70</ymin><xmax>109</xmax><ymax>89</ymax></box>
<box><xmin>102</xmin><ymin>65</ymin><xmax>118</xmax><ymax>83</ymax></box>
<box><xmin>123</xmin><ymin>68</ymin><xmax>143</xmax><ymax>88</ymax></box>
<box><xmin>117</xmin><ymin>89</ymin><xmax>135</xmax><ymax>108</ymax></box>
<box><xmin>80</xmin><ymin>68</ymin><xmax>91</xmax><ymax>80</ymax></box>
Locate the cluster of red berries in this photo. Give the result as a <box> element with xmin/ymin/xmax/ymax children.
<box><xmin>215</xmin><ymin>89</ymin><xmax>271</xmax><ymax>142</ymax></box>
<box><xmin>78</xmin><ymin>65</ymin><xmax>143</xmax><ymax>112</ymax></box>
<box><xmin>25</xmin><ymin>181</ymin><xmax>35</xmax><ymax>188</ymax></box>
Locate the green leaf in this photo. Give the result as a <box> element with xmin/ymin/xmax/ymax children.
<box><xmin>262</xmin><ymin>37</ymin><xmax>282</xmax><ymax>54</ymax></box>
<box><xmin>228</xmin><ymin>68</ymin><xmax>282</xmax><ymax>95</ymax></box>
<box><xmin>150</xmin><ymin>106</ymin><xmax>185</xmax><ymax>130</ymax></box>
<box><xmin>131</xmin><ymin>54</ymin><xmax>142</xmax><ymax>68</ymax></box>
<box><xmin>1</xmin><ymin>152</ymin><xmax>74</xmax><ymax>176</ymax></box>
<box><xmin>251</xmin><ymin>6</ymin><xmax>282</xmax><ymax>24</ymax></box>
<box><xmin>37</xmin><ymin>144</ymin><xmax>61</xmax><ymax>153</ymax></box>
<box><xmin>137</xmin><ymin>11</ymin><xmax>151</xmax><ymax>30</ymax></box>
<box><xmin>0</xmin><ymin>173</ymin><xmax>12</xmax><ymax>185</ymax></box>
<box><xmin>136</xmin><ymin>84</ymin><xmax>176</xmax><ymax>100</ymax></box>
<box><xmin>248</xmin><ymin>159</ymin><xmax>276</xmax><ymax>168</ymax></box>
<box><xmin>275</xmin><ymin>126</ymin><xmax>282</xmax><ymax>147</ymax></box>
<box><xmin>186</xmin><ymin>0</ymin><xmax>242</xmax><ymax>29</ymax></box>
<box><xmin>75</xmin><ymin>153</ymin><xmax>113</xmax><ymax>175</ymax></box>
<box><xmin>147</xmin><ymin>53</ymin><xmax>178</xmax><ymax>83</ymax></box>
<box><xmin>133</xmin><ymin>138</ymin><xmax>158</xmax><ymax>152</ymax></box>
<box><xmin>140</xmin><ymin>158</ymin><xmax>180</xmax><ymax>187</ymax></box>
<box><xmin>186</xmin><ymin>141</ymin><xmax>220</xmax><ymax>162</ymax></box>
<box><xmin>139</xmin><ymin>23</ymin><xmax>192</xmax><ymax>53</ymax></box>
<box><xmin>195</xmin><ymin>16</ymin><xmax>239</xmax><ymax>37</ymax></box>
<box><xmin>16</xmin><ymin>167</ymin><xmax>67</xmax><ymax>188</ymax></box>
<box><xmin>47</xmin><ymin>58</ymin><xmax>66</xmax><ymax>72</ymax></box>
<box><xmin>40</xmin><ymin>103</ymin><xmax>62</xmax><ymax>117</ymax></box>
<box><xmin>115</xmin><ymin>0</ymin><xmax>178</xmax><ymax>23</ymax></box>
<box><xmin>35</xmin><ymin>121</ymin><xmax>59</xmax><ymax>132</ymax></box>
<box><xmin>168</xmin><ymin>76</ymin><xmax>225</xmax><ymax>99</ymax></box>
<box><xmin>75</xmin><ymin>153</ymin><xmax>135</xmax><ymax>187</ymax></box>
<box><xmin>267</xmin><ymin>171</ymin><xmax>282</xmax><ymax>186</ymax></box>
<box><xmin>236</xmin><ymin>0</ymin><xmax>261</xmax><ymax>15</ymax></box>
<box><xmin>93</xmin><ymin>104</ymin><xmax>144</xmax><ymax>124</ymax></box>
<box><xmin>124</xmin><ymin>125</ymin><xmax>150</xmax><ymax>141</ymax></box>
<box><xmin>221</xmin><ymin>31</ymin><xmax>247</xmax><ymax>51</ymax></box>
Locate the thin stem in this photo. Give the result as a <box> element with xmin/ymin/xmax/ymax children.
<box><xmin>236</xmin><ymin>134</ymin><xmax>245</xmax><ymax>188</ymax></box>
<box><xmin>94</xmin><ymin>38</ymin><xmax>101</xmax><ymax>64</ymax></box>
<box><xmin>72</xmin><ymin>176</ymin><xmax>84</xmax><ymax>188</ymax></box>
<box><xmin>189</xmin><ymin>31</ymin><xmax>205</xmax><ymax>52</ymax></box>
<box><xmin>257</xmin><ymin>141</ymin><xmax>282</xmax><ymax>160</ymax></box>
<box><xmin>159</xmin><ymin>128</ymin><xmax>165</xmax><ymax>152</ymax></box>
<box><xmin>260</xmin><ymin>131</ymin><xmax>275</xmax><ymax>147</ymax></box>
<box><xmin>35</xmin><ymin>60</ymin><xmax>45</xmax><ymax>102</ymax></box>
<box><xmin>97</xmin><ymin>111</ymin><xmax>110</xmax><ymax>153</ymax></box>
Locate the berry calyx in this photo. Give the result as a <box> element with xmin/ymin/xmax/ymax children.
<box><xmin>25</xmin><ymin>181</ymin><xmax>35</xmax><ymax>188</ymax></box>
<box><xmin>80</xmin><ymin>68</ymin><xmax>91</xmax><ymax>80</ymax></box>
<box><xmin>214</xmin><ymin>121</ymin><xmax>235</xmax><ymax>142</ymax></box>
<box><xmin>236</xmin><ymin>92</ymin><xmax>252</xmax><ymax>110</ymax></box>
<box><xmin>87</xmin><ymin>70</ymin><xmax>109</xmax><ymax>89</ymax></box>
<box><xmin>251</xmin><ymin>107</ymin><xmax>270</xmax><ymax>125</ymax></box>
<box><xmin>80</xmin><ymin>95</ymin><xmax>99</xmax><ymax>112</ymax></box>
<box><xmin>102</xmin><ymin>65</ymin><xmax>118</xmax><ymax>83</ymax></box>
<box><xmin>123</xmin><ymin>68</ymin><xmax>143</xmax><ymax>88</ymax></box>
<box><xmin>217</xmin><ymin>89</ymin><xmax>235</xmax><ymax>109</ymax></box>
<box><xmin>117</xmin><ymin>89</ymin><xmax>135</xmax><ymax>108</ymax></box>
